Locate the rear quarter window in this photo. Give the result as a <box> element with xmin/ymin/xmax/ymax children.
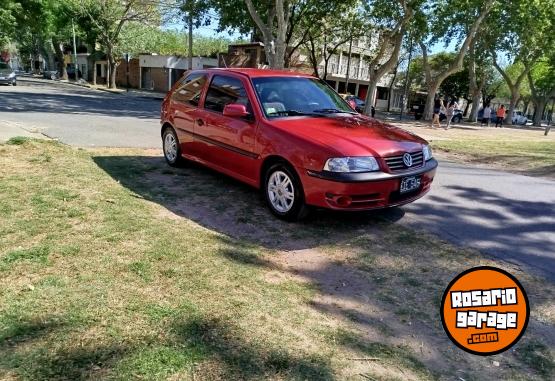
<box><xmin>171</xmin><ymin>73</ymin><xmax>207</xmax><ymax>106</ymax></box>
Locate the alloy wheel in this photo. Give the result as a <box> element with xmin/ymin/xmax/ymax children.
<box><xmin>164</xmin><ymin>132</ymin><xmax>177</xmax><ymax>163</ymax></box>
<box><xmin>267</xmin><ymin>170</ymin><xmax>295</xmax><ymax>213</ymax></box>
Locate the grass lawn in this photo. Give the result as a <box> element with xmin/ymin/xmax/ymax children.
<box><xmin>1</xmin><ymin>138</ymin><xmax>554</xmax><ymax>380</ymax></box>
<box><xmin>398</xmin><ymin>125</ymin><xmax>555</xmax><ymax>178</ymax></box>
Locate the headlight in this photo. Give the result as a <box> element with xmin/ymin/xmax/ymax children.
<box><xmin>8</xmin><ymin>72</ymin><xmax>16</xmax><ymax>78</ymax></box>
<box><xmin>324</xmin><ymin>157</ymin><xmax>380</xmax><ymax>172</ymax></box>
<box><xmin>423</xmin><ymin>145</ymin><xmax>433</xmax><ymax>161</ymax></box>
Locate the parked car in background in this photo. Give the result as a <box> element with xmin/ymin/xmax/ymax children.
<box><xmin>343</xmin><ymin>94</ymin><xmax>366</xmax><ymax>113</ymax></box>
<box><xmin>440</xmin><ymin>109</ymin><xmax>463</xmax><ymax>123</ymax></box>
<box><xmin>512</xmin><ymin>110</ymin><xmax>529</xmax><ymax>125</ymax></box>
<box><xmin>0</xmin><ymin>62</ymin><xmax>17</xmax><ymax>86</ymax></box>
<box><xmin>43</xmin><ymin>70</ymin><xmax>58</xmax><ymax>80</ymax></box>
<box><xmin>411</xmin><ymin>103</ymin><xmax>425</xmax><ymax>120</ymax></box>
<box><xmin>160</xmin><ymin>68</ymin><xmax>437</xmax><ymax>220</ymax></box>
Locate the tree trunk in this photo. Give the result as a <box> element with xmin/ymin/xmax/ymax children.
<box><xmin>532</xmin><ymin>99</ymin><xmax>546</xmax><ymax>126</ymax></box>
<box><xmin>424</xmin><ymin>82</ymin><xmax>440</xmax><ymax>121</ymax></box>
<box><xmin>366</xmin><ymin>77</ymin><xmax>379</xmax><ymax>112</ymax></box>
<box><xmin>273</xmin><ymin>41</ymin><xmax>286</xmax><ymax>69</ymax></box>
<box><xmin>52</xmin><ymin>38</ymin><xmax>67</xmax><ymax>80</ymax></box>
<box><xmin>105</xmin><ymin>42</ymin><xmax>117</xmax><ymax>89</ymax></box>
<box><xmin>470</xmin><ymin>92</ymin><xmax>481</xmax><ymax>122</ymax></box>
<box><xmin>467</xmin><ymin>44</ymin><xmax>480</xmax><ymax>122</ymax></box>
<box><xmin>109</xmin><ymin>60</ymin><xmax>117</xmax><ymax>89</ymax></box>
<box><xmin>92</xmin><ymin>61</ymin><xmax>97</xmax><ymax>85</ymax></box>
<box><xmin>507</xmin><ymin>89</ymin><xmax>519</xmax><ymax>124</ymax></box>
<box><xmin>387</xmin><ymin>66</ymin><xmax>398</xmax><ymax>112</ymax></box>
<box><xmin>524</xmin><ymin>100</ymin><xmax>531</xmax><ymax>116</ymax></box>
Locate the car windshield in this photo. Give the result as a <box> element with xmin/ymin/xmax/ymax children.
<box><xmin>0</xmin><ymin>63</ymin><xmax>10</xmax><ymax>70</ymax></box>
<box><xmin>252</xmin><ymin>76</ymin><xmax>355</xmax><ymax>117</ymax></box>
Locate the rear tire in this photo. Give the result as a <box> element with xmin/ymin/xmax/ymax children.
<box><xmin>263</xmin><ymin>163</ymin><xmax>309</xmax><ymax>221</ymax></box>
<box><xmin>162</xmin><ymin>127</ymin><xmax>184</xmax><ymax>167</ymax></box>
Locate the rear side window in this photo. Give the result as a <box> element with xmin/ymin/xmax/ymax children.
<box><xmin>172</xmin><ymin>73</ymin><xmax>207</xmax><ymax>106</ymax></box>
<box><xmin>204</xmin><ymin>75</ymin><xmax>251</xmax><ymax>113</ymax></box>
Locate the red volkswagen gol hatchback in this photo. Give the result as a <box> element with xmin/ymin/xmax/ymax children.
<box><xmin>160</xmin><ymin>68</ymin><xmax>437</xmax><ymax>220</ymax></box>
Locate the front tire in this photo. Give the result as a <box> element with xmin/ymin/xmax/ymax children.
<box><xmin>263</xmin><ymin>163</ymin><xmax>309</xmax><ymax>221</ymax></box>
<box><xmin>162</xmin><ymin>127</ymin><xmax>183</xmax><ymax>167</ymax></box>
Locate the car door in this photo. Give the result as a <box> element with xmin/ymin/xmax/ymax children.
<box><xmin>196</xmin><ymin>74</ymin><xmax>258</xmax><ymax>181</ymax></box>
<box><xmin>169</xmin><ymin>72</ymin><xmax>208</xmax><ymax>158</ymax></box>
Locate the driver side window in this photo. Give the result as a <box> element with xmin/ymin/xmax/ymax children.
<box><xmin>204</xmin><ymin>75</ymin><xmax>252</xmax><ymax>114</ymax></box>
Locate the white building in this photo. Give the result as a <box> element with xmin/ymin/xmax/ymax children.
<box><xmin>138</xmin><ymin>55</ymin><xmax>218</xmax><ymax>92</ymax></box>
<box><xmin>316</xmin><ymin>36</ymin><xmax>402</xmax><ymax>110</ymax></box>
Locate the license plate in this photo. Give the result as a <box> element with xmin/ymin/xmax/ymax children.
<box><xmin>400</xmin><ymin>176</ymin><xmax>421</xmax><ymax>194</ymax></box>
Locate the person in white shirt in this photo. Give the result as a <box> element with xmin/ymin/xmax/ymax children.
<box><xmin>481</xmin><ymin>105</ymin><xmax>492</xmax><ymax>127</ymax></box>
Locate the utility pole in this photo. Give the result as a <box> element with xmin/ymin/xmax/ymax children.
<box><xmin>400</xmin><ymin>33</ymin><xmax>413</xmax><ymax>121</ymax></box>
<box><xmin>188</xmin><ymin>13</ymin><xmax>193</xmax><ymax>70</ymax></box>
<box><xmin>125</xmin><ymin>53</ymin><xmax>130</xmax><ymax>92</ymax></box>
<box><xmin>72</xmin><ymin>19</ymin><xmax>78</xmax><ymax>80</ymax></box>
<box><xmin>345</xmin><ymin>37</ymin><xmax>353</xmax><ymax>93</ymax></box>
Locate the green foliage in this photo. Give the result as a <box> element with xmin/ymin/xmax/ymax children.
<box><xmin>440</xmin><ymin>68</ymin><xmax>469</xmax><ymax>100</ymax></box>
<box><xmin>0</xmin><ymin>0</ymin><xmax>20</xmax><ymax>46</ymax></box>
<box><xmin>119</xmin><ymin>24</ymin><xmax>236</xmax><ymax>58</ymax></box>
<box><xmin>407</xmin><ymin>52</ymin><xmax>456</xmax><ymax>91</ymax></box>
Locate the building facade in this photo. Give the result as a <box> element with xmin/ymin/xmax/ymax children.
<box><xmin>138</xmin><ymin>55</ymin><xmax>218</xmax><ymax>92</ymax></box>
<box><xmin>316</xmin><ymin>36</ymin><xmax>401</xmax><ymax>111</ymax></box>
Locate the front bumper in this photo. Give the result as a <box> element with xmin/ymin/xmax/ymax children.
<box><xmin>301</xmin><ymin>159</ymin><xmax>438</xmax><ymax>210</ymax></box>
<box><xmin>0</xmin><ymin>77</ymin><xmax>16</xmax><ymax>84</ymax></box>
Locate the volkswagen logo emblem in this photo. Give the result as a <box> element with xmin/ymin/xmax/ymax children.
<box><xmin>403</xmin><ymin>153</ymin><xmax>413</xmax><ymax>167</ymax></box>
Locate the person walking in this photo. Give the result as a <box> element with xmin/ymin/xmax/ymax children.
<box><xmin>495</xmin><ymin>105</ymin><xmax>506</xmax><ymax>127</ymax></box>
<box><xmin>431</xmin><ymin>97</ymin><xmax>443</xmax><ymax>128</ymax></box>
<box><xmin>481</xmin><ymin>104</ymin><xmax>492</xmax><ymax>127</ymax></box>
<box><xmin>445</xmin><ymin>99</ymin><xmax>459</xmax><ymax>129</ymax></box>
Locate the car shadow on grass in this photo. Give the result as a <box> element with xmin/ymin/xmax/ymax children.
<box><xmin>92</xmin><ymin>154</ymin><xmax>555</xmax><ymax>380</ymax></box>
<box><xmin>92</xmin><ymin>155</ymin><xmax>405</xmax><ymax>251</ymax></box>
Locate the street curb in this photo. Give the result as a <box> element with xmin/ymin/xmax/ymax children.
<box><xmin>48</xmin><ymin>78</ymin><xmax>165</xmax><ymax>100</ymax></box>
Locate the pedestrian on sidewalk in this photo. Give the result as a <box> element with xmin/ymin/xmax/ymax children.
<box><xmin>495</xmin><ymin>105</ymin><xmax>506</xmax><ymax>127</ymax></box>
<box><xmin>431</xmin><ymin>97</ymin><xmax>443</xmax><ymax>128</ymax></box>
<box><xmin>481</xmin><ymin>104</ymin><xmax>492</xmax><ymax>127</ymax></box>
<box><xmin>445</xmin><ymin>99</ymin><xmax>458</xmax><ymax>129</ymax></box>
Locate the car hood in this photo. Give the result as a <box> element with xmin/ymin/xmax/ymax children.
<box><xmin>269</xmin><ymin>114</ymin><xmax>428</xmax><ymax>157</ymax></box>
<box><xmin>0</xmin><ymin>69</ymin><xmax>14</xmax><ymax>76</ymax></box>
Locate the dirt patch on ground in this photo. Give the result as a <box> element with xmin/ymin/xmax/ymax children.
<box><xmin>265</xmin><ymin>247</ymin><xmax>549</xmax><ymax>380</ymax></box>
<box><xmin>85</xmin><ymin>146</ymin><xmax>555</xmax><ymax>380</ymax></box>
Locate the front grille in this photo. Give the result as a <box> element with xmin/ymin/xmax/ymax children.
<box><xmin>384</xmin><ymin>151</ymin><xmax>424</xmax><ymax>172</ymax></box>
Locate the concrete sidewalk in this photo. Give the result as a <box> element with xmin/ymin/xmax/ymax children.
<box><xmin>0</xmin><ymin>121</ymin><xmax>49</xmax><ymax>143</ymax></box>
<box><xmin>57</xmin><ymin>78</ymin><xmax>167</xmax><ymax>100</ymax></box>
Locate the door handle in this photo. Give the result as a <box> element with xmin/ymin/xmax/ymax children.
<box><xmin>196</xmin><ymin>118</ymin><xmax>205</xmax><ymax>126</ymax></box>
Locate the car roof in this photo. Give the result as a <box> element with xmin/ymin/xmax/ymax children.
<box><xmin>205</xmin><ymin>68</ymin><xmax>315</xmax><ymax>79</ymax></box>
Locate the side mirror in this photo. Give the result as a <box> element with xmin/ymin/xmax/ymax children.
<box><xmin>223</xmin><ymin>103</ymin><xmax>250</xmax><ymax>118</ymax></box>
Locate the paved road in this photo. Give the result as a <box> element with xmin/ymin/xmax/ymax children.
<box><xmin>400</xmin><ymin>164</ymin><xmax>555</xmax><ymax>280</ymax></box>
<box><xmin>2</xmin><ymin>77</ymin><xmax>554</xmax><ymax>280</ymax></box>
<box><xmin>0</xmin><ymin>76</ymin><xmax>161</xmax><ymax>147</ymax></box>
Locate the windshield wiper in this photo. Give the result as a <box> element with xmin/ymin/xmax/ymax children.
<box><xmin>312</xmin><ymin>108</ymin><xmax>357</xmax><ymax>115</ymax></box>
<box><xmin>268</xmin><ymin>110</ymin><xmax>324</xmax><ymax>117</ymax></box>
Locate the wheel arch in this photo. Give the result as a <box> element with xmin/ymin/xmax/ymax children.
<box><xmin>260</xmin><ymin>155</ymin><xmax>301</xmax><ymax>189</ymax></box>
<box><xmin>161</xmin><ymin>122</ymin><xmax>175</xmax><ymax>137</ymax></box>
